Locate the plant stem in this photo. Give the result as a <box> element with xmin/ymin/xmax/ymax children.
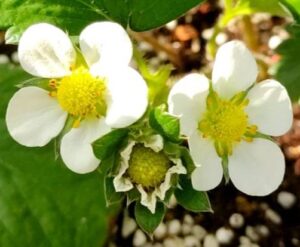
<box><xmin>130</xmin><ymin>31</ymin><xmax>183</xmax><ymax>68</ymax></box>
<box><xmin>240</xmin><ymin>15</ymin><xmax>259</xmax><ymax>51</ymax></box>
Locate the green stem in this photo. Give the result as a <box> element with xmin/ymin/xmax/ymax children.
<box><xmin>207</xmin><ymin>23</ymin><xmax>221</xmax><ymax>58</ymax></box>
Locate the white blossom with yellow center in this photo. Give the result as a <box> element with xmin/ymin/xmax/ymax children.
<box><xmin>168</xmin><ymin>41</ymin><xmax>293</xmax><ymax>196</ymax></box>
<box><xmin>6</xmin><ymin>22</ymin><xmax>148</xmax><ymax>174</ymax></box>
<box><xmin>113</xmin><ymin>135</ymin><xmax>186</xmax><ymax>213</ymax></box>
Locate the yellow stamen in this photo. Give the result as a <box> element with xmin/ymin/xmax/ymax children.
<box><xmin>199</xmin><ymin>90</ymin><xmax>257</xmax><ymax>157</ymax></box>
<box><xmin>54</xmin><ymin>67</ymin><xmax>107</xmax><ymax>120</ymax></box>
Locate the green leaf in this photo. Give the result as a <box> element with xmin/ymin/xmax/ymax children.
<box><xmin>135</xmin><ymin>201</ymin><xmax>165</xmax><ymax>234</ymax></box>
<box><xmin>93</xmin><ymin>128</ymin><xmax>128</xmax><ymax>160</ymax></box>
<box><xmin>234</xmin><ymin>0</ymin><xmax>287</xmax><ymax>15</ymax></box>
<box><xmin>104</xmin><ymin>177</ymin><xmax>124</xmax><ymax>207</ymax></box>
<box><xmin>175</xmin><ymin>177</ymin><xmax>212</xmax><ymax>213</ymax></box>
<box><xmin>271</xmin><ymin>25</ymin><xmax>300</xmax><ymax>101</ymax></box>
<box><xmin>280</xmin><ymin>0</ymin><xmax>300</xmax><ymax>22</ymax></box>
<box><xmin>221</xmin><ymin>0</ymin><xmax>288</xmax><ymax>26</ymax></box>
<box><xmin>0</xmin><ymin>64</ymin><xmax>118</xmax><ymax>246</ymax></box>
<box><xmin>1</xmin><ymin>0</ymin><xmax>205</xmax><ymax>43</ymax></box>
<box><xmin>285</xmin><ymin>0</ymin><xmax>300</xmax><ymax>13</ymax></box>
<box><xmin>149</xmin><ymin>104</ymin><xmax>180</xmax><ymax>142</ymax></box>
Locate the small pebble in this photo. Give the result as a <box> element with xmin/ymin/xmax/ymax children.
<box><xmin>192</xmin><ymin>225</ymin><xmax>207</xmax><ymax>240</ymax></box>
<box><xmin>277</xmin><ymin>191</ymin><xmax>297</xmax><ymax>209</ymax></box>
<box><xmin>133</xmin><ymin>229</ymin><xmax>147</xmax><ymax>247</ymax></box>
<box><xmin>158</xmin><ymin>51</ymin><xmax>168</xmax><ymax>61</ymax></box>
<box><xmin>255</xmin><ymin>225</ymin><xmax>269</xmax><ymax>237</ymax></box>
<box><xmin>268</xmin><ymin>35</ymin><xmax>283</xmax><ymax>50</ymax></box>
<box><xmin>260</xmin><ymin>202</ymin><xmax>269</xmax><ymax>210</ymax></box>
<box><xmin>245</xmin><ymin>226</ymin><xmax>260</xmax><ymax>242</ymax></box>
<box><xmin>292</xmin><ymin>238</ymin><xmax>299</xmax><ymax>246</ymax></box>
<box><xmin>165</xmin><ymin>20</ymin><xmax>177</xmax><ymax>31</ymax></box>
<box><xmin>139</xmin><ymin>41</ymin><xmax>153</xmax><ymax>52</ymax></box>
<box><xmin>163</xmin><ymin>237</ymin><xmax>184</xmax><ymax>247</ymax></box>
<box><xmin>239</xmin><ymin>236</ymin><xmax>251</xmax><ymax>245</ymax></box>
<box><xmin>184</xmin><ymin>235</ymin><xmax>201</xmax><ymax>247</ymax></box>
<box><xmin>182</xmin><ymin>224</ymin><xmax>192</xmax><ymax>235</ymax></box>
<box><xmin>265</xmin><ymin>208</ymin><xmax>282</xmax><ymax>225</ymax></box>
<box><xmin>183</xmin><ymin>214</ymin><xmax>194</xmax><ymax>225</ymax></box>
<box><xmin>202</xmin><ymin>28</ymin><xmax>214</xmax><ymax>40</ymax></box>
<box><xmin>149</xmin><ymin>57</ymin><xmax>161</xmax><ymax>68</ymax></box>
<box><xmin>191</xmin><ymin>39</ymin><xmax>201</xmax><ymax>53</ymax></box>
<box><xmin>204</xmin><ymin>234</ymin><xmax>219</xmax><ymax>247</ymax></box>
<box><xmin>168</xmin><ymin>219</ymin><xmax>181</xmax><ymax>235</ymax></box>
<box><xmin>154</xmin><ymin>223</ymin><xmax>167</xmax><ymax>240</ymax></box>
<box><xmin>229</xmin><ymin>213</ymin><xmax>245</xmax><ymax>229</ymax></box>
<box><xmin>122</xmin><ymin>216</ymin><xmax>137</xmax><ymax>238</ymax></box>
<box><xmin>216</xmin><ymin>227</ymin><xmax>234</xmax><ymax>245</ymax></box>
<box><xmin>11</xmin><ymin>51</ymin><xmax>19</xmax><ymax>63</ymax></box>
<box><xmin>0</xmin><ymin>55</ymin><xmax>9</xmax><ymax>64</ymax></box>
<box><xmin>215</xmin><ymin>32</ymin><xmax>228</xmax><ymax>45</ymax></box>
<box><xmin>172</xmin><ymin>41</ymin><xmax>181</xmax><ymax>49</ymax></box>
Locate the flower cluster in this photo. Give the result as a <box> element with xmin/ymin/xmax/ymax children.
<box><xmin>5</xmin><ymin>21</ymin><xmax>293</xmax><ymax>232</ymax></box>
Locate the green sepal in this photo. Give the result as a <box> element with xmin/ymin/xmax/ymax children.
<box><xmin>135</xmin><ymin>201</ymin><xmax>166</xmax><ymax>234</ymax></box>
<box><xmin>16</xmin><ymin>77</ymin><xmax>50</xmax><ymax>89</ymax></box>
<box><xmin>164</xmin><ymin>141</ymin><xmax>196</xmax><ymax>175</ymax></box>
<box><xmin>98</xmin><ymin>151</ymin><xmax>118</xmax><ymax>175</ymax></box>
<box><xmin>180</xmin><ymin>146</ymin><xmax>196</xmax><ymax>175</ymax></box>
<box><xmin>252</xmin><ymin>132</ymin><xmax>274</xmax><ymax>142</ymax></box>
<box><xmin>92</xmin><ymin>128</ymin><xmax>128</xmax><ymax>160</ymax></box>
<box><xmin>175</xmin><ymin>176</ymin><xmax>213</xmax><ymax>213</ymax></box>
<box><xmin>149</xmin><ymin>104</ymin><xmax>181</xmax><ymax>143</ymax></box>
<box><xmin>104</xmin><ymin>176</ymin><xmax>125</xmax><ymax>207</ymax></box>
<box><xmin>126</xmin><ymin>187</ymin><xmax>140</xmax><ymax>206</ymax></box>
<box><xmin>163</xmin><ymin>187</ymin><xmax>175</xmax><ymax>204</ymax></box>
<box><xmin>221</xmin><ymin>156</ymin><xmax>230</xmax><ymax>184</ymax></box>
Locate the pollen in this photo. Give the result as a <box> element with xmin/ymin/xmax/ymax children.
<box><xmin>199</xmin><ymin>90</ymin><xmax>257</xmax><ymax>157</ymax></box>
<box><xmin>127</xmin><ymin>144</ymin><xmax>171</xmax><ymax>188</ymax></box>
<box><xmin>55</xmin><ymin>67</ymin><xmax>107</xmax><ymax>119</ymax></box>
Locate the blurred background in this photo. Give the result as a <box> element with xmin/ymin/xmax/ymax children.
<box><xmin>0</xmin><ymin>0</ymin><xmax>299</xmax><ymax>246</ymax></box>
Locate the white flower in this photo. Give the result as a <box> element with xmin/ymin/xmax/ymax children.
<box><xmin>113</xmin><ymin>135</ymin><xmax>186</xmax><ymax>213</ymax></box>
<box><xmin>168</xmin><ymin>40</ymin><xmax>292</xmax><ymax>196</ymax></box>
<box><xmin>6</xmin><ymin>22</ymin><xmax>148</xmax><ymax>174</ymax></box>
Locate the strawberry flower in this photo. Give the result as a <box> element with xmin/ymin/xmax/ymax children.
<box><xmin>6</xmin><ymin>22</ymin><xmax>148</xmax><ymax>174</ymax></box>
<box><xmin>168</xmin><ymin>41</ymin><xmax>292</xmax><ymax>196</ymax></box>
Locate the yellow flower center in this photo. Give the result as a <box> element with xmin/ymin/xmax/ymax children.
<box><xmin>51</xmin><ymin>67</ymin><xmax>107</xmax><ymax>125</ymax></box>
<box><xmin>199</xmin><ymin>90</ymin><xmax>257</xmax><ymax>157</ymax></box>
<box><xmin>127</xmin><ymin>144</ymin><xmax>171</xmax><ymax>188</ymax></box>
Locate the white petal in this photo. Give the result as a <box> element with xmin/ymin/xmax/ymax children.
<box><xmin>105</xmin><ymin>67</ymin><xmax>148</xmax><ymax>128</ymax></box>
<box><xmin>212</xmin><ymin>40</ymin><xmax>258</xmax><ymax>99</ymax></box>
<box><xmin>189</xmin><ymin>131</ymin><xmax>223</xmax><ymax>191</ymax></box>
<box><xmin>18</xmin><ymin>23</ymin><xmax>75</xmax><ymax>78</ymax></box>
<box><xmin>137</xmin><ymin>185</ymin><xmax>157</xmax><ymax>214</ymax></box>
<box><xmin>229</xmin><ymin>139</ymin><xmax>285</xmax><ymax>196</ymax></box>
<box><xmin>246</xmin><ymin>79</ymin><xmax>293</xmax><ymax>136</ymax></box>
<box><xmin>168</xmin><ymin>73</ymin><xmax>209</xmax><ymax>136</ymax></box>
<box><xmin>6</xmin><ymin>86</ymin><xmax>67</xmax><ymax>147</ymax></box>
<box><xmin>143</xmin><ymin>135</ymin><xmax>164</xmax><ymax>153</ymax></box>
<box><xmin>113</xmin><ymin>141</ymin><xmax>136</xmax><ymax>192</ymax></box>
<box><xmin>60</xmin><ymin>118</ymin><xmax>111</xmax><ymax>174</ymax></box>
<box><xmin>79</xmin><ymin>21</ymin><xmax>132</xmax><ymax>73</ymax></box>
<box><xmin>156</xmin><ymin>158</ymin><xmax>186</xmax><ymax>200</ymax></box>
